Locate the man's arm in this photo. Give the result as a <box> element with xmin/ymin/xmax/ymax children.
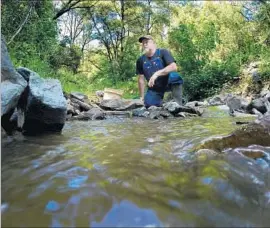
<box><xmin>138</xmin><ymin>74</ymin><xmax>145</xmax><ymax>101</ymax></box>
<box><xmin>155</xmin><ymin>62</ymin><xmax>177</xmax><ymax>76</ymax></box>
<box><xmin>148</xmin><ymin>62</ymin><xmax>177</xmax><ymax>87</ymax></box>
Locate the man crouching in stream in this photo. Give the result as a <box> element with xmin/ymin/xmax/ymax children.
<box><xmin>136</xmin><ymin>35</ymin><xmax>183</xmax><ymax>108</ymax></box>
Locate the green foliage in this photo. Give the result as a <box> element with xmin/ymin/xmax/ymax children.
<box><xmin>169</xmin><ymin>24</ymin><xmax>200</xmax><ymax>73</ymax></box>
<box><xmin>2</xmin><ymin>0</ymin><xmax>57</xmax><ymax>64</ymax></box>
<box><xmin>2</xmin><ymin>0</ymin><xmax>269</xmax><ymax>100</ymax></box>
<box><xmin>54</xmin><ymin>68</ymin><xmax>92</xmax><ymax>94</ymax></box>
<box><xmin>49</xmin><ymin>44</ymin><xmax>82</xmax><ymax>73</ymax></box>
<box><xmin>184</xmin><ymin>61</ymin><xmax>239</xmax><ymax>100</ymax></box>
<box><xmin>167</xmin><ymin>2</ymin><xmax>269</xmax><ymax>101</ymax></box>
<box><xmin>255</xmin><ymin>2</ymin><xmax>270</xmax><ymax>46</ymax></box>
<box><xmin>255</xmin><ymin>2</ymin><xmax>270</xmax><ymax>81</ymax></box>
<box><xmin>259</xmin><ymin>47</ymin><xmax>270</xmax><ymax>81</ymax></box>
<box><xmin>87</xmin><ymin>36</ymin><xmax>141</xmax><ymax>98</ymax></box>
<box><xmin>10</xmin><ymin>52</ymin><xmax>90</xmax><ymax>95</ymax></box>
<box><xmin>10</xmin><ymin>52</ymin><xmax>55</xmax><ymax>79</ymax></box>
<box><xmin>169</xmin><ymin>21</ymin><xmax>218</xmax><ymax>73</ymax></box>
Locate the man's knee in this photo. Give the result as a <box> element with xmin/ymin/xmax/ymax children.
<box><xmin>144</xmin><ymin>97</ymin><xmax>162</xmax><ymax>108</ymax></box>
<box><xmin>168</xmin><ymin>72</ymin><xmax>183</xmax><ymax>85</ymax></box>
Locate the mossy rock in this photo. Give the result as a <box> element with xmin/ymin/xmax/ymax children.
<box><xmin>196</xmin><ymin>113</ymin><xmax>270</xmax><ymax>152</ymax></box>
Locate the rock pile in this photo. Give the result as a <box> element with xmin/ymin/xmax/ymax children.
<box><xmin>65</xmin><ymin>92</ymin><xmax>204</xmax><ymax>121</ymax></box>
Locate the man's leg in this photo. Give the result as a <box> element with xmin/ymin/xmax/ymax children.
<box><xmin>144</xmin><ymin>90</ymin><xmax>164</xmax><ymax>108</ymax></box>
<box><xmin>171</xmin><ymin>83</ymin><xmax>183</xmax><ymax>106</ymax></box>
<box><xmin>168</xmin><ymin>72</ymin><xmax>183</xmax><ymax>106</ymax></box>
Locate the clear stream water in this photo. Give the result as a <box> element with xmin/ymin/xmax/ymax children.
<box><xmin>1</xmin><ymin>109</ymin><xmax>270</xmax><ymax>227</ymax></box>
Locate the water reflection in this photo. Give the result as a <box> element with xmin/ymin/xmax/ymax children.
<box><xmin>2</xmin><ymin>117</ymin><xmax>270</xmax><ymax>227</ymax></box>
<box><xmin>90</xmin><ymin>200</ymin><xmax>163</xmax><ymax>227</ymax></box>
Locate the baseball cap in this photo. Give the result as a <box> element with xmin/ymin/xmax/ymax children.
<box><xmin>138</xmin><ymin>35</ymin><xmax>154</xmax><ymax>43</ymax></box>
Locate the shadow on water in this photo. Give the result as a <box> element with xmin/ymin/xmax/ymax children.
<box><xmin>1</xmin><ymin>116</ymin><xmax>270</xmax><ymax>227</ymax></box>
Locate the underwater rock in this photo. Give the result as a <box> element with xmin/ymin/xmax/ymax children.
<box><xmin>197</xmin><ymin>113</ymin><xmax>270</xmax><ymax>152</ymax></box>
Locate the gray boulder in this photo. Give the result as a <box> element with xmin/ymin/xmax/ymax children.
<box><xmin>163</xmin><ymin>101</ymin><xmax>181</xmax><ymax>114</ymax></box>
<box><xmin>17</xmin><ymin>67</ymin><xmax>67</xmax><ymax>135</ymax></box>
<box><xmin>147</xmin><ymin>106</ymin><xmax>163</xmax><ymax>119</ymax></box>
<box><xmin>163</xmin><ymin>101</ymin><xmax>203</xmax><ymax>116</ymax></box>
<box><xmin>99</xmin><ymin>99</ymin><xmax>143</xmax><ymax>111</ymax></box>
<box><xmin>149</xmin><ymin>110</ymin><xmax>162</xmax><ymax>119</ymax></box>
<box><xmin>225</xmin><ymin>94</ymin><xmax>249</xmax><ymax>115</ymax></box>
<box><xmin>160</xmin><ymin>110</ymin><xmax>173</xmax><ymax>118</ymax></box>
<box><xmin>246</xmin><ymin>98</ymin><xmax>267</xmax><ymax>114</ymax></box>
<box><xmin>207</xmin><ymin>95</ymin><xmax>225</xmax><ymax>106</ymax></box>
<box><xmin>70</xmin><ymin>92</ymin><xmax>88</xmax><ymax>102</ymax></box>
<box><xmin>260</xmin><ymin>89</ymin><xmax>269</xmax><ymax>97</ymax></box>
<box><xmin>263</xmin><ymin>91</ymin><xmax>270</xmax><ymax>102</ymax></box>
<box><xmin>196</xmin><ymin>112</ymin><xmax>270</xmax><ymax>152</ymax></box>
<box><xmin>1</xmin><ymin>36</ymin><xmax>27</xmax><ymax>134</ymax></box>
<box><xmin>132</xmin><ymin>107</ymin><xmax>149</xmax><ymax>117</ymax></box>
<box><xmin>251</xmin><ymin>69</ymin><xmax>262</xmax><ymax>83</ymax></box>
<box><xmin>72</xmin><ymin>108</ymin><xmax>105</xmax><ymax>121</ymax></box>
<box><xmin>185</xmin><ymin>101</ymin><xmax>207</xmax><ymax>108</ymax></box>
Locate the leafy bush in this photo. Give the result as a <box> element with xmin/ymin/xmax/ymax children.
<box><xmin>183</xmin><ymin>61</ymin><xmax>239</xmax><ymax>100</ymax></box>
<box><xmin>259</xmin><ymin>47</ymin><xmax>270</xmax><ymax>81</ymax></box>
<box><xmin>48</xmin><ymin>45</ymin><xmax>82</xmax><ymax>74</ymax></box>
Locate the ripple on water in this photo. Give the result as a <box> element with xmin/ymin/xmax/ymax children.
<box><xmin>2</xmin><ymin>118</ymin><xmax>270</xmax><ymax>227</ymax></box>
<box><xmin>28</xmin><ymin>180</ymin><xmax>53</xmax><ymax>199</ymax></box>
<box><xmin>139</xmin><ymin>148</ymin><xmax>153</xmax><ymax>155</ymax></box>
<box><xmin>185</xmin><ymin>201</ymin><xmax>256</xmax><ymax>227</ymax></box>
<box><xmin>265</xmin><ymin>192</ymin><xmax>270</xmax><ymax>206</ymax></box>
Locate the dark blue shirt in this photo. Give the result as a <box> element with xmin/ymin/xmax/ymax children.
<box><xmin>136</xmin><ymin>48</ymin><xmax>176</xmax><ymax>91</ymax></box>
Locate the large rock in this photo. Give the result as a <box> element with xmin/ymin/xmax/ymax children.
<box><xmin>1</xmin><ymin>36</ymin><xmax>27</xmax><ymax>133</ymax></box>
<box><xmin>207</xmin><ymin>95</ymin><xmax>226</xmax><ymax>106</ymax></box>
<box><xmin>225</xmin><ymin>94</ymin><xmax>250</xmax><ymax>115</ymax></box>
<box><xmin>245</xmin><ymin>61</ymin><xmax>262</xmax><ymax>83</ymax></box>
<box><xmin>196</xmin><ymin>113</ymin><xmax>270</xmax><ymax>152</ymax></box>
<box><xmin>185</xmin><ymin>101</ymin><xmax>207</xmax><ymax>108</ymax></box>
<box><xmin>163</xmin><ymin>101</ymin><xmax>203</xmax><ymax>116</ymax></box>
<box><xmin>72</xmin><ymin>108</ymin><xmax>105</xmax><ymax>121</ymax></box>
<box><xmin>147</xmin><ymin>106</ymin><xmax>164</xmax><ymax>119</ymax></box>
<box><xmin>261</xmin><ymin>90</ymin><xmax>270</xmax><ymax>101</ymax></box>
<box><xmin>132</xmin><ymin>107</ymin><xmax>149</xmax><ymax>117</ymax></box>
<box><xmin>70</xmin><ymin>92</ymin><xmax>88</xmax><ymax>102</ymax></box>
<box><xmin>246</xmin><ymin>97</ymin><xmax>268</xmax><ymax>114</ymax></box>
<box><xmin>99</xmin><ymin>99</ymin><xmax>143</xmax><ymax>111</ymax></box>
<box><xmin>17</xmin><ymin>67</ymin><xmax>67</xmax><ymax>135</ymax></box>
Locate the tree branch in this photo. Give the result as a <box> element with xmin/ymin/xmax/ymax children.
<box><xmin>238</xmin><ymin>10</ymin><xmax>250</xmax><ymax>21</ymax></box>
<box><xmin>53</xmin><ymin>0</ymin><xmax>98</xmax><ymax>20</ymax></box>
<box><xmin>8</xmin><ymin>6</ymin><xmax>33</xmax><ymax>44</ymax></box>
<box><xmin>73</xmin><ymin>17</ymin><xmax>84</xmax><ymax>40</ymax></box>
<box><xmin>91</xmin><ymin>16</ymin><xmax>113</xmax><ymax>61</ymax></box>
<box><xmin>87</xmin><ymin>59</ymin><xmax>103</xmax><ymax>71</ymax></box>
<box><xmin>53</xmin><ymin>0</ymin><xmax>81</xmax><ymax>20</ymax></box>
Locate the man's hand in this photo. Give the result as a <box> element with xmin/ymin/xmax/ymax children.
<box><xmin>148</xmin><ymin>63</ymin><xmax>177</xmax><ymax>87</ymax></box>
<box><xmin>148</xmin><ymin>73</ymin><xmax>159</xmax><ymax>87</ymax></box>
